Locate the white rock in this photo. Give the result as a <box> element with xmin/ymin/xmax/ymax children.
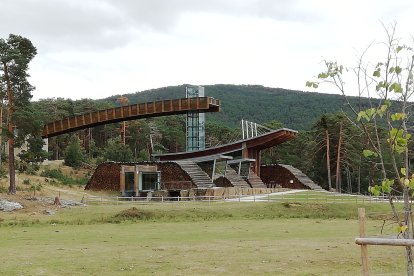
<box><xmin>0</xmin><ymin>199</ymin><xmax>23</xmax><ymax>212</ymax></box>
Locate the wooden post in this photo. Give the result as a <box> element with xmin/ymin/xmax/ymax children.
<box><xmin>120</xmin><ymin>167</ymin><xmax>125</xmax><ymax>196</ymax></box>
<box><xmin>358</xmin><ymin>208</ymin><xmax>369</xmax><ymax>276</ymax></box>
<box><xmin>134</xmin><ymin>166</ymin><xmax>139</xmax><ymax>197</ymax></box>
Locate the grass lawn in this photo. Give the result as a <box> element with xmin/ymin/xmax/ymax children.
<box><xmin>0</xmin><ymin>200</ymin><xmax>408</xmax><ymax>275</ymax></box>
<box><xmin>269</xmin><ymin>190</ymin><xmax>382</xmax><ymax>204</ymax></box>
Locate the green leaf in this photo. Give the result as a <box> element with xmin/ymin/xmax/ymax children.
<box><xmin>312</xmin><ymin>83</ymin><xmax>318</xmax><ymax>89</ymax></box>
<box><xmin>401</xmin><ymin>168</ymin><xmax>407</xmax><ymax>176</ymax></box>
<box><xmin>357</xmin><ymin>111</ymin><xmax>370</xmax><ymax>122</ymax></box>
<box><xmin>395</xmin><ymin>66</ymin><xmax>402</xmax><ymax>74</ymax></box>
<box><xmin>391</xmin><ymin>113</ymin><xmax>407</xmax><ymax>121</ymax></box>
<box><xmin>373</xmin><ymin>69</ymin><xmax>381</xmax><ymax>77</ymax></box>
<box><xmin>376</xmin><ymin>81</ymin><xmax>384</xmax><ymax>91</ymax></box>
<box><xmin>396</xmin><ymin>46</ymin><xmax>403</xmax><ymax>53</ymax></box>
<box><xmin>369</xmin><ymin>186</ymin><xmax>381</xmax><ymax>196</ymax></box>
<box><xmin>362</xmin><ymin>149</ymin><xmax>378</xmax><ymax>158</ymax></box>
<box><xmin>318</xmin><ymin>73</ymin><xmax>329</xmax><ymax>79</ymax></box>
<box><xmin>377</xmin><ymin>104</ymin><xmax>388</xmax><ymax>118</ymax></box>
<box><xmin>390</xmin><ymin>82</ymin><xmax>403</xmax><ymax>93</ymax></box>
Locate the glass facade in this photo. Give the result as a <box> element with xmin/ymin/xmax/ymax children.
<box><xmin>186</xmin><ymin>86</ymin><xmax>205</xmax><ymax>151</ymax></box>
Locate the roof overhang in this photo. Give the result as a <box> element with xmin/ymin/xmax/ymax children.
<box><xmin>153</xmin><ymin>128</ymin><xmax>297</xmax><ymax>161</ymax></box>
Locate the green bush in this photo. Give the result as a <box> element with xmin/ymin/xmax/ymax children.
<box><xmin>41</xmin><ymin>168</ymin><xmax>64</xmax><ymax>179</ymax></box>
<box><xmin>41</xmin><ymin>168</ymin><xmax>87</xmax><ymax>186</ymax></box>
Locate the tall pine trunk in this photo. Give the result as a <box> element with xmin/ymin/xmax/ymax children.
<box><xmin>325</xmin><ymin>129</ymin><xmax>332</xmax><ymax>191</ymax></box>
<box><xmin>4</xmin><ymin>63</ymin><xmax>15</xmax><ymax>194</ymax></box>
<box><xmin>0</xmin><ymin>104</ymin><xmax>3</xmax><ymax>168</ymax></box>
<box><xmin>335</xmin><ymin>123</ymin><xmax>343</xmax><ymax>193</ymax></box>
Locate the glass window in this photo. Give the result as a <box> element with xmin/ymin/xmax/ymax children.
<box><xmin>125</xmin><ymin>172</ymin><xmax>135</xmax><ymax>193</ymax></box>
<box><xmin>141</xmin><ymin>172</ymin><xmax>160</xmax><ymax>191</ymax></box>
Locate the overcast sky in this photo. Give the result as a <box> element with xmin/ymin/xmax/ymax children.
<box><xmin>1</xmin><ymin>0</ymin><xmax>413</xmax><ymax>100</ymax></box>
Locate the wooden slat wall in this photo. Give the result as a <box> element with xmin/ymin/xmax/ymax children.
<box><xmin>42</xmin><ymin>97</ymin><xmax>220</xmax><ymax>138</ymax></box>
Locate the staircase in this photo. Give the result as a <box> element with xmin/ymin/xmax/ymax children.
<box><xmin>223</xmin><ymin>167</ymin><xmax>251</xmax><ymax>188</ymax></box>
<box><xmin>247</xmin><ymin>169</ymin><xmax>266</xmax><ymax>188</ymax></box>
<box><xmin>175</xmin><ymin>160</ymin><xmax>214</xmax><ymax>188</ymax></box>
<box><xmin>279</xmin><ymin>164</ymin><xmax>323</xmax><ymax>190</ymax></box>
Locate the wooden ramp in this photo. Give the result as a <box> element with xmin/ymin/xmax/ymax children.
<box><xmin>42</xmin><ymin>97</ymin><xmax>220</xmax><ymax>138</ymax></box>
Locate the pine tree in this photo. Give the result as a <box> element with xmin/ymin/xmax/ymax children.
<box><xmin>0</xmin><ymin>34</ymin><xmax>37</xmax><ymax>194</ymax></box>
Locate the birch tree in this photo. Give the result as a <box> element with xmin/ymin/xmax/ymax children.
<box><xmin>307</xmin><ymin>23</ymin><xmax>414</xmax><ymax>275</ymax></box>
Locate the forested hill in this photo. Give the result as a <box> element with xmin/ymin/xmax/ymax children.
<box><xmin>103</xmin><ymin>84</ymin><xmax>359</xmax><ymax>130</ymax></box>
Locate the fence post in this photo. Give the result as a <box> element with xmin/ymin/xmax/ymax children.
<box><xmin>358</xmin><ymin>208</ymin><xmax>369</xmax><ymax>276</ymax></box>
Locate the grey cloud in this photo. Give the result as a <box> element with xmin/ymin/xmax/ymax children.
<box><xmin>0</xmin><ymin>0</ymin><xmax>320</xmax><ymax>52</ymax></box>
<box><xmin>0</xmin><ymin>0</ymin><xmax>134</xmax><ymax>51</ymax></box>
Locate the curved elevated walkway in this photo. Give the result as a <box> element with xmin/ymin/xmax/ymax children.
<box><xmin>42</xmin><ymin>97</ymin><xmax>220</xmax><ymax>138</ymax></box>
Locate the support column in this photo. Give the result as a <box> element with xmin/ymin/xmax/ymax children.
<box><xmin>255</xmin><ymin>150</ymin><xmax>261</xmax><ymax>177</ymax></box>
<box><xmin>120</xmin><ymin>166</ymin><xmax>125</xmax><ymax>196</ymax></box>
<box><xmin>134</xmin><ymin>165</ymin><xmax>139</xmax><ymax>196</ymax></box>
<box><xmin>212</xmin><ymin>159</ymin><xmax>216</xmax><ymax>180</ymax></box>
<box><xmin>242</xmin><ymin>142</ymin><xmax>248</xmax><ymax>159</ymax></box>
<box><xmin>249</xmin><ymin>149</ymin><xmax>261</xmax><ymax>177</ymax></box>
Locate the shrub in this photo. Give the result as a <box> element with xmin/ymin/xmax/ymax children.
<box><xmin>41</xmin><ymin>168</ymin><xmax>87</xmax><ymax>186</ymax></box>
<box><xmin>112</xmin><ymin>207</ymin><xmax>154</xmax><ymax>221</ymax></box>
<box><xmin>41</xmin><ymin>168</ymin><xmax>64</xmax><ymax>179</ymax></box>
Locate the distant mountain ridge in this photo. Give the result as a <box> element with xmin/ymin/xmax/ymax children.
<box><xmin>101</xmin><ymin>84</ymin><xmax>363</xmax><ymax>130</ymax></box>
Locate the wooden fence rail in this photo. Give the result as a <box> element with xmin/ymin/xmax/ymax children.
<box><xmin>356</xmin><ymin>207</ymin><xmax>414</xmax><ymax>276</ymax></box>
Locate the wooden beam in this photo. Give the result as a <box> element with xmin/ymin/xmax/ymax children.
<box><xmin>355</xmin><ymin>238</ymin><xmax>414</xmax><ymax>246</ymax></box>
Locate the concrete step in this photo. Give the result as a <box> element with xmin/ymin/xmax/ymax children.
<box><xmin>222</xmin><ymin>167</ymin><xmax>250</xmax><ymax>188</ymax></box>
<box><xmin>278</xmin><ymin>164</ymin><xmax>324</xmax><ymax>190</ymax></box>
<box><xmin>175</xmin><ymin>160</ymin><xmax>214</xmax><ymax>188</ymax></box>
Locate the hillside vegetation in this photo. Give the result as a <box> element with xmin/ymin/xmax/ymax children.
<box><xmin>103</xmin><ymin>84</ymin><xmax>359</xmax><ymax>130</ymax></box>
